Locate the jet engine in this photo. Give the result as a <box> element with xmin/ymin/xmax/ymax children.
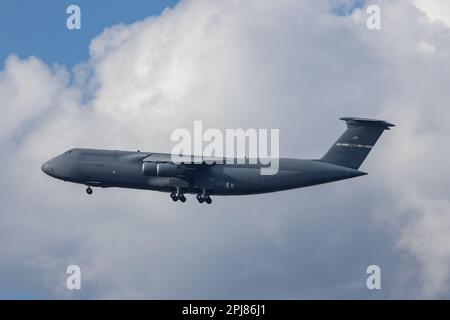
<box><xmin>142</xmin><ymin>162</ymin><xmax>185</xmax><ymax>177</ymax></box>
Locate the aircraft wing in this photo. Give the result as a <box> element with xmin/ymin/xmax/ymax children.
<box><xmin>142</xmin><ymin>153</ymin><xmax>224</xmax><ymax>167</ymax></box>
<box><xmin>142</xmin><ymin>153</ymin><xmax>173</xmax><ymax>163</ymax></box>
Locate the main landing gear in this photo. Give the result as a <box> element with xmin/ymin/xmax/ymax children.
<box><xmin>170</xmin><ymin>190</ymin><xmax>212</xmax><ymax>204</ymax></box>
<box><xmin>196</xmin><ymin>193</ymin><xmax>212</xmax><ymax>204</ymax></box>
<box><xmin>170</xmin><ymin>191</ymin><xmax>186</xmax><ymax>202</ymax></box>
<box><xmin>86</xmin><ymin>187</ymin><xmax>93</xmax><ymax>195</ymax></box>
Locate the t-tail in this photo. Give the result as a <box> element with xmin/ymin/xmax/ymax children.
<box><xmin>320</xmin><ymin>117</ymin><xmax>395</xmax><ymax>170</ymax></box>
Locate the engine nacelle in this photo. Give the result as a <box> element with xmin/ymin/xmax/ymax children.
<box><xmin>142</xmin><ymin>162</ymin><xmax>185</xmax><ymax>177</ymax></box>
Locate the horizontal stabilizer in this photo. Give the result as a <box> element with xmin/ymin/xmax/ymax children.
<box><xmin>339</xmin><ymin>117</ymin><xmax>395</xmax><ymax>129</ymax></box>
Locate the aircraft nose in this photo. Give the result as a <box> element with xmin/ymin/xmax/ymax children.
<box><xmin>41</xmin><ymin>161</ymin><xmax>54</xmax><ymax>175</ymax></box>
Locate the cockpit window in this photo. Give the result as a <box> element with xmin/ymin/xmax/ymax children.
<box><xmin>66</xmin><ymin>150</ymin><xmax>73</xmax><ymax>154</ymax></box>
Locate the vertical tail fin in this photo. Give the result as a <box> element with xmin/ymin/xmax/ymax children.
<box><xmin>320</xmin><ymin>117</ymin><xmax>394</xmax><ymax>169</ymax></box>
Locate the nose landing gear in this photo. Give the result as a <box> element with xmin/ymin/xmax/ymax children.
<box><xmin>86</xmin><ymin>187</ymin><xmax>93</xmax><ymax>195</ymax></box>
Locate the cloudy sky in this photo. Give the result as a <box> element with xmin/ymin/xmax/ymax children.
<box><xmin>1</xmin><ymin>0</ymin><xmax>450</xmax><ymax>299</ymax></box>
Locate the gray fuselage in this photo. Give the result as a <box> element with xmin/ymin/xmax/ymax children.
<box><xmin>41</xmin><ymin>148</ymin><xmax>367</xmax><ymax>196</ymax></box>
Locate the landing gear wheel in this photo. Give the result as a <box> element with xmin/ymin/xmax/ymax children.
<box><xmin>196</xmin><ymin>194</ymin><xmax>204</xmax><ymax>203</ymax></box>
<box><xmin>204</xmin><ymin>195</ymin><xmax>212</xmax><ymax>204</ymax></box>
<box><xmin>86</xmin><ymin>187</ymin><xmax>93</xmax><ymax>195</ymax></box>
<box><xmin>170</xmin><ymin>192</ymin><xmax>178</xmax><ymax>202</ymax></box>
<box><xmin>179</xmin><ymin>194</ymin><xmax>186</xmax><ymax>202</ymax></box>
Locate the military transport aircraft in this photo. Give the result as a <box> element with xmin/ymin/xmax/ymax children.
<box><xmin>41</xmin><ymin>117</ymin><xmax>394</xmax><ymax>204</ymax></box>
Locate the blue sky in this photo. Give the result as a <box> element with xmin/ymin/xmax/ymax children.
<box><xmin>331</xmin><ymin>0</ymin><xmax>365</xmax><ymax>16</ymax></box>
<box><xmin>0</xmin><ymin>0</ymin><xmax>366</xmax><ymax>68</ymax></box>
<box><xmin>0</xmin><ymin>0</ymin><xmax>179</xmax><ymax>68</ymax></box>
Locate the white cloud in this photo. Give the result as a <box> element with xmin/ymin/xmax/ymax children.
<box><xmin>1</xmin><ymin>0</ymin><xmax>450</xmax><ymax>298</ymax></box>
<box><xmin>414</xmin><ymin>0</ymin><xmax>450</xmax><ymax>27</ymax></box>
